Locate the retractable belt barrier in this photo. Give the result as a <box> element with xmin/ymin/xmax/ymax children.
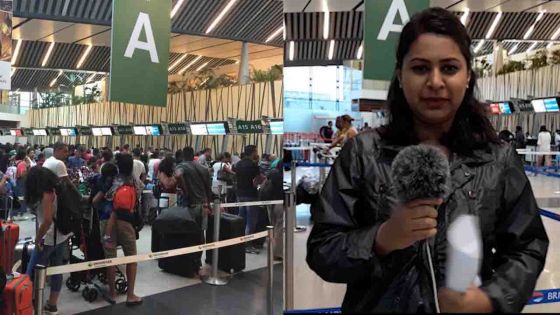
<box><xmin>45</xmin><ymin>231</ymin><xmax>268</xmax><ymax>276</ymax></box>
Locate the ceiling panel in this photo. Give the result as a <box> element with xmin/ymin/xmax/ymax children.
<box><xmin>444</xmin><ymin>0</ymin><xmax>508</xmax><ymax>11</ymax></box>
<box><xmin>493</xmin><ymin>0</ymin><xmax>549</xmax><ymax>12</ymax></box>
<box><xmin>531</xmin><ymin>1</ymin><xmax>560</xmax><ymax>12</ymax></box>
<box><xmin>12</xmin><ymin>19</ymin><xmax>73</xmax><ymax>41</ymax></box>
<box><xmin>49</xmin><ymin>23</ymin><xmax>110</xmax><ymax>44</ymax></box>
<box><xmin>74</xmin><ymin>27</ymin><xmax>111</xmax><ymax>46</ymax></box>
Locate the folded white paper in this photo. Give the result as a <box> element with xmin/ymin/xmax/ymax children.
<box><xmin>445</xmin><ymin>214</ymin><xmax>482</xmax><ymax>292</ymax></box>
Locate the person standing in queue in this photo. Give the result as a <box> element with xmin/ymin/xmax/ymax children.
<box><xmin>306</xmin><ymin>8</ymin><xmax>548</xmax><ymax>313</ymax></box>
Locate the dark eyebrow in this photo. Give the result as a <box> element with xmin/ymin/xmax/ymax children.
<box><xmin>408</xmin><ymin>57</ymin><xmax>461</xmax><ymax>63</ymax></box>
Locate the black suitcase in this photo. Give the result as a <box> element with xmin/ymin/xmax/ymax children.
<box><xmin>151</xmin><ymin>207</ymin><xmax>203</xmax><ymax>278</ymax></box>
<box><xmin>206</xmin><ymin>213</ymin><xmax>246</xmax><ymax>273</ymax></box>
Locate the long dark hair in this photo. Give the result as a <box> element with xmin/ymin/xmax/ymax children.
<box><xmin>24</xmin><ymin>166</ymin><xmax>58</xmax><ymax>206</ymax></box>
<box><xmin>380</xmin><ymin>7</ymin><xmax>499</xmax><ymax>156</ymax></box>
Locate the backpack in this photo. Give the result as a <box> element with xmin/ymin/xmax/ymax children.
<box><xmin>54</xmin><ymin>179</ymin><xmax>84</xmax><ymax>236</ymax></box>
<box><xmin>113</xmin><ymin>184</ymin><xmax>144</xmax><ymax>237</ymax></box>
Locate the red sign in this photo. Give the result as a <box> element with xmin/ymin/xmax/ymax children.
<box><xmin>490</xmin><ymin>103</ymin><xmax>500</xmax><ymax>114</ymax></box>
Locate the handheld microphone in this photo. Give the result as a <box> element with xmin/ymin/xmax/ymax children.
<box><xmin>391</xmin><ymin>144</ymin><xmax>451</xmax><ymax>203</ymax></box>
<box><xmin>391</xmin><ymin>144</ymin><xmax>451</xmax><ymax>313</ymax></box>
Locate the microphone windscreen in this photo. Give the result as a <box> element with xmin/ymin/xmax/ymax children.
<box><xmin>390</xmin><ymin>145</ymin><xmax>451</xmax><ymax>203</ymax></box>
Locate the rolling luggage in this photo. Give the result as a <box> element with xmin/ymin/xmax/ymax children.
<box><xmin>1</xmin><ymin>221</ymin><xmax>19</xmax><ymax>274</ymax></box>
<box><xmin>151</xmin><ymin>207</ymin><xmax>203</xmax><ymax>278</ymax></box>
<box><xmin>206</xmin><ymin>213</ymin><xmax>246</xmax><ymax>273</ymax></box>
<box><xmin>2</xmin><ymin>273</ymin><xmax>32</xmax><ymax>315</ymax></box>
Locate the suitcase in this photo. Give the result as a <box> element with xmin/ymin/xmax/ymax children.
<box><xmin>13</xmin><ymin>238</ymin><xmax>34</xmax><ymax>274</ymax></box>
<box><xmin>151</xmin><ymin>207</ymin><xmax>203</xmax><ymax>278</ymax></box>
<box><xmin>0</xmin><ymin>196</ymin><xmax>13</xmax><ymax>220</ymax></box>
<box><xmin>1</xmin><ymin>221</ymin><xmax>19</xmax><ymax>274</ymax></box>
<box><xmin>206</xmin><ymin>213</ymin><xmax>246</xmax><ymax>273</ymax></box>
<box><xmin>2</xmin><ymin>273</ymin><xmax>33</xmax><ymax>315</ymax></box>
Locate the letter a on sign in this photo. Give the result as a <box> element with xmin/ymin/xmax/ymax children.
<box><xmin>377</xmin><ymin>0</ymin><xmax>410</xmax><ymax>40</ymax></box>
<box><xmin>124</xmin><ymin>12</ymin><xmax>160</xmax><ymax>63</ymax></box>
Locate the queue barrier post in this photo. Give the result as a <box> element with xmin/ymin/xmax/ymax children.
<box><xmin>33</xmin><ymin>264</ymin><xmax>47</xmax><ymax>314</ymax></box>
<box><xmin>267</xmin><ymin>225</ymin><xmax>275</xmax><ymax>315</ymax></box>
<box><xmin>284</xmin><ymin>189</ymin><xmax>295</xmax><ymax>311</ymax></box>
<box><xmin>203</xmin><ymin>186</ymin><xmax>230</xmax><ymax>286</ymax></box>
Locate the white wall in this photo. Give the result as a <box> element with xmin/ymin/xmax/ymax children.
<box><xmin>0</xmin><ymin>111</ymin><xmax>30</xmax><ymax>127</ymax></box>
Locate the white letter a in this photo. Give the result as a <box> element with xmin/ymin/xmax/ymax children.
<box><xmin>124</xmin><ymin>12</ymin><xmax>160</xmax><ymax>63</ymax></box>
<box><xmin>377</xmin><ymin>0</ymin><xmax>410</xmax><ymax>41</ymax></box>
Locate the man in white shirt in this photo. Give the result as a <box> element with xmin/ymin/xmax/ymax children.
<box><xmin>43</xmin><ymin>142</ymin><xmax>70</xmax><ymax>180</ymax></box>
<box><xmin>197</xmin><ymin>148</ymin><xmax>212</xmax><ymax>168</ymax></box>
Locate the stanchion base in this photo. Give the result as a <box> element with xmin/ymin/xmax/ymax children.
<box><xmin>202</xmin><ymin>275</ymin><xmax>231</xmax><ymax>286</ymax></box>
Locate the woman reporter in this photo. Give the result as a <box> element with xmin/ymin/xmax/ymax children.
<box><xmin>306</xmin><ymin>8</ymin><xmax>548</xmax><ymax>313</ymax></box>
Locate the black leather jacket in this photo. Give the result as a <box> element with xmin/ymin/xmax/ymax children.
<box><xmin>307</xmin><ymin>129</ymin><xmax>549</xmax><ymax>313</ymax></box>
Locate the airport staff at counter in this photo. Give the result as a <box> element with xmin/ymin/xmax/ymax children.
<box><xmin>306</xmin><ymin>8</ymin><xmax>548</xmax><ymax>313</ymax></box>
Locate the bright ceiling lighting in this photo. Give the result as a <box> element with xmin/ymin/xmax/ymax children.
<box><xmin>206</xmin><ymin>0</ymin><xmax>238</xmax><ymax>34</ymax></box>
<box><xmin>76</xmin><ymin>45</ymin><xmax>93</xmax><ymax>69</ymax></box>
<box><xmin>170</xmin><ymin>0</ymin><xmax>185</xmax><ymax>18</ymax></box>
<box><xmin>196</xmin><ymin>62</ymin><xmax>209</xmax><ymax>72</ymax></box>
<box><xmin>283</xmin><ymin>20</ymin><xmax>286</xmax><ymax>40</ymax></box>
<box><xmin>524</xmin><ymin>25</ymin><xmax>536</xmax><ymax>40</ymax></box>
<box><xmin>547</xmin><ymin>42</ymin><xmax>555</xmax><ymax>49</ymax></box>
<box><xmin>266</xmin><ymin>26</ymin><xmax>284</xmax><ymax>43</ymax></box>
<box><xmin>356</xmin><ymin>43</ymin><xmax>363</xmax><ymax>59</ymax></box>
<box><xmin>42</xmin><ymin>42</ymin><xmax>55</xmax><ymax>67</ymax></box>
<box><xmin>485</xmin><ymin>12</ymin><xmax>502</xmax><ymax>39</ymax></box>
<box><xmin>86</xmin><ymin>72</ymin><xmax>97</xmax><ymax>83</ymax></box>
<box><xmin>537</xmin><ymin>10</ymin><xmax>546</xmax><ymax>22</ymax></box>
<box><xmin>323</xmin><ymin>0</ymin><xmax>329</xmax><ymax>40</ymax></box>
<box><xmin>551</xmin><ymin>26</ymin><xmax>560</xmax><ymax>40</ymax></box>
<box><xmin>474</xmin><ymin>40</ymin><xmax>485</xmax><ymax>53</ymax></box>
<box><xmin>328</xmin><ymin>40</ymin><xmax>335</xmax><ymax>60</ymax></box>
<box><xmin>460</xmin><ymin>9</ymin><xmax>470</xmax><ymax>26</ymax></box>
<box><xmin>11</xmin><ymin>39</ymin><xmax>21</xmax><ymax>66</ymax></box>
<box><xmin>168</xmin><ymin>54</ymin><xmax>187</xmax><ymax>71</ymax></box>
<box><xmin>10</xmin><ymin>68</ymin><xmax>16</xmax><ymax>77</ymax></box>
<box><xmin>527</xmin><ymin>42</ymin><xmax>538</xmax><ymax>53</ymax></box>
<box><xmin>49</xmin><ymin>70</ymin><xmax>64</xmax><ymax>87</ymax></box>
<box><xmin>178</xmin><ymin>55</ymin><xmax>202</xmax><ymax>74</ymax></box>
<box><xmin>289</xmin><ymin>41</ymin><xmax>295</xmax><ymax>61</ymax></box>
<box><xmin>509</xmin><ymin>44</ymin><xmax>519</xmax><ymax>55</ymax></box>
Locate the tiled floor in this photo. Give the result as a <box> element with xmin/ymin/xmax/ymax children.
<box><xmin>16</xmin><ymin>216</ymin><xmax>274</xmax><ymax>314</ymax></box>
<box><xmin>285</xmin><ymin>167</ymin><xmax>560</xmax><ymax>312</ymax></box>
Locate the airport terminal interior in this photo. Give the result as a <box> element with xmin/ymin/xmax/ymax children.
<box><xmin>1</xmin><ymin>0</ymin><xmax>560</xmax><ymax>314</ymax></box>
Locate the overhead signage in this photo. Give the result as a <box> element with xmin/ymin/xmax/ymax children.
<box><xmin>167</xmin><ymin>123</ymin><xmax>188</xmax><ymax>135</ymax></box>
<box><xmin>109</xmin><ymin>0</ymin><xmax>171</xmax><ymax>107</ymax></box>
<box><xmin>60</xmin><ymin>128</ymin><xmax>78</xmax><ymax>136</ymax></box>
<box><xmin>22</xmin><ymin>128</ymin><xmax>33</xmax><ymax>136</ymax></box>
<box><xmin>78</xmin><ymin>127</ymin><xmax>93</xmax><ymax>136</ymax></box>
<box><xmin>9</xmin><ymin>129</ymin><xmax>21</xmax><ymax>136</ymax></box>
<box><xmin>117</xmin><ymin>125</ymin><xmax>135</xmax><ymax>135</ymax></box>
<box><xmin>268</xmin><ymin>120</ymin><xmax>284</xmax><ymax>135</ymax></box>
<box><xmin>32</xmin><ymin>129</ymin><xmax>48</xmax><ymax>136</ymax></box>
<box><xmin>206</xmin><ymin>122</ymin><xmax>229</xmax><ymax>135</ymax></box>
<box><xmin>0</xmin><ymin>3</ymin><xmax>11</xmax><ymax>91</ymax></box>
<box><xmin>363</xmin><ymin>0</ymin><xmax>429</xmax><ymax>82</ymax></box>
<box><xmin>189</xmin><ymin>123</ymin><xmax>208</xmax><ymax>136</ymax></box>
<box><xmin>48</xmin><ymin>128</ymin><xmax>61</xmax><ymax>136</ymax></box>
<box><xmin>236</xmin><ymin>120</ymin><xmax>263</xmax><ymax>134</ymax></box>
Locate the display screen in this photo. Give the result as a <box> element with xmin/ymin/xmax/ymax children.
<box><xmin>489</xmin><ymin>103</ymin><xmax>500</xmax><ymax>114</ymax></box>
<box><xmin>544</xmin><ymin>98</ymin><xmax>559</xmax><ymax>112</ymax></box>
<box><xmin>101</xmin><ymin>127</ymin><xmax>113</xmax><ymax>136</ymax></box>
<box><xmin>117</xmin><ymin>125</ymin><xmax>134</xmax><ymax>135</ymax></box>
<box><xmin>146</xmin><ymin>125</ymin><xmax>162</xmax><ymax>136</ymax></box>
<box><xmin>23</xmin><ymin>129</ymin><xmax>34</xmax><ymax>136</ymax></box>
<box><xmin>236</xmin><ymin>120</ymin><xmax>263</xmax><ymax>134</ymax></box>
<box><xmin>78</xmin><ymin>127</ymin><xmax>93</xmax><ymax>136</ymax></box>
<box><xmin>48</xmin><ymin>128</ymin><xmax>61</xmax><ymax>136</ymax></box>
<box><xmin>189</xmin><ymin>124</ymin><xmax>208</xmax><ymax>135</ymax></box>
<box><xmin>92</xmin><ymin>128</ymin><xmax>103</xmax><ymax>136</ymax></box>
<box><xmin>10</xmin><ymin>129</ymin><xmax>22</xmax><ymax>136</ymax></box>
<box><xmin>499</xmin><ymin>102</ymin><xmax>512</xmax><ymax>114</ymax></box>
<box><xmin>516</xmin><ymin>100</ymin><xmax>533</xmax><ymax>112</ymax></box>
<box><xmin>206</xmin><ymin>123</ymin><xmax>228</xmax><ymax>135</ymax></box>
<box><xmin>531</xmin><ymin>99</ymin><xmax>546</xmax><ymax>113</ymax></box>
<box><xmin>133</xmin><ymin>126</ymin><xmax>147</xmax><ymax>135</ymax></box>
<box><xmin>60</xmin><ymin>129</ymin><xmax>69</xmax><ymax>136</ymax></box>
<box><xmin>32</xmin><ymin>129</ymin><xmax>48</xmax><ymax>136</ymax></box>
<box><xmin>167</xmin><ymin>123</ymin><xmax>188</xmax><ymax>135</ymax></box>
<box><xmin>64</xmin><ymin>128</ymin><xmax>77</xmax><ymax>136</ymax></box>
<box><xmin>269</xmin><ymin>120</ymin><xmax>284</xmax><ymax>134</ymax></box>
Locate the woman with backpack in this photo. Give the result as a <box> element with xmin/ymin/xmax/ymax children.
<box><xmin>24</xmin><ymin>166</ymin><xmax>72</xmax><ymax>315</ymax></box>
<box><xmin>102</xmin><ymin>154</ymin><xmax>143</xmax><ymax>306</ymax></box>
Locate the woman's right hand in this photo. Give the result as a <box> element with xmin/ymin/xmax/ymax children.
<box><xmin>374</xmin><ymin>198</ymin><xmax>442</xmax><ymax>256</ymax></box>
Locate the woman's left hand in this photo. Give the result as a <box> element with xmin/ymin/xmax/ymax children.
<box><xmin>438</xmin><ymin>285</ymin><xmax>493</xmax><ymax>313</ymax></box>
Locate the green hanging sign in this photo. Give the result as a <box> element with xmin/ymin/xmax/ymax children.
<box><xmin>109</xmin><ymin>0</ymin><xmax>171</xmax><ymax>107</ymax></box>
<box><xmin>236</xmin><ymin>120</ymin><xmax>264</xmax><ymax>134</ymax></box>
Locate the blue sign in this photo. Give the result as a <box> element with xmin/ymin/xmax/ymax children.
<box><xmin>499</xmin><ymin>102</ymin><xmax>512</xmax><ymax>114</ymax></box>
<box><xmin>528</xmin><ymin>289</ymin><xmax>560</xmax><ymax>305</ymax></box>
<box><xmin>544</xmin><ymin>98</ymin><xmax>559</xmax><ymax>112</ymax></box>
